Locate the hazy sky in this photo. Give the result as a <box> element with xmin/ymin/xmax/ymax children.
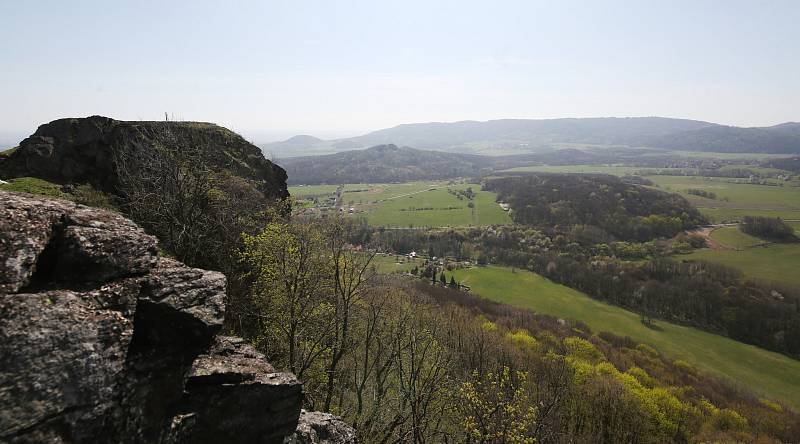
<box><xmin>1</xmin><ymin>0</ymin><xmax>798</xmax><ymax>142</ymax></box>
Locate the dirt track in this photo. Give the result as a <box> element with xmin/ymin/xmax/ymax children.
<box><xmin>687</xmin><ymin>226</ymin><xmax>730</xmax><ymax>250</ymax></box>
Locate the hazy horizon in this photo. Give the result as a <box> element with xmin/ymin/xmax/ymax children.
<box><xmin>2</xmin><ymin>0</ymin><xmax>799</xmax><ymax>141</ymax></box>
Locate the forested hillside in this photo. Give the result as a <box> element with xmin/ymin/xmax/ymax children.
<box><xmin>484</xmin><ymin>173</ymin><xmax>706</xmax><ymax>241</ymax></box>
<box><xmin>279</xmin><ymin>144</ymin><xmax>490</xmax><ymax>184</ymax></box>
<box><xmin>234</xmin><ymin>217</ymin><xmax>800</xmax><ymax>443</ymax></box>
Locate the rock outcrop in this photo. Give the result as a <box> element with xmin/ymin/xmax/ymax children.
<box><xmin>0</xmin><ymin>191</ymin><xmax>351</xmax><ymax>443</ymax></box>
<box><xmin>0</xmin><ymin>116</ymin><xmax>288</xmax><ymax>201</ymax></box>
<box><xmin>289</xmin><ymin>411</ymin><xmax>358</xmax><ymax>444</ymax></box>
<box><xmin>172</xmin><ymin>336</ymin><xmax>302</xmax><ymax>443</ymax></box>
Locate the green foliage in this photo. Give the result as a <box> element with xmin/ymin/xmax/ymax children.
<box><xmin>240</xmin><ymin>222</ymin><xmax>333</xmax><ymax>377</ymax></box>
<box><xmin>568</xmin><ymin>359</ymin><xmax>698</xmax><ymax>440</ymax></box>
<box><xmin>506</xmin><ymin>329</ymin><xmax>539</xmax><ymax>351</ymax></box>
<box><xmin>564</xmin><ymin>336</ymin><xmax>603</xmax><ymax>363</ymax></box>
<box><xmin>759</xmin><ymin>398</ymin><xmax>783</xmax><ymax>413</ymax></box>
<box><xmin>713</xmin><ymin>408</ymin><xmax>749</xmax><ymax>432</ymax></box>
<box><xmin>458</xmin><ymin>367</ymin><xmax>537</xmax><ymax>443</ymax></box>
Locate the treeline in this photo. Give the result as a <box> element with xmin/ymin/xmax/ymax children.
<box><xmin>740</xmin><ymin>216</ymin><xmax>797</xmax><ymax>241</ymax></box>
<box><xmin>233</xmin><ymin>217</ymin><xmax>798</xmax><ymax>442</ymax></box>
<box><xmin>761</xmin><ymin>156</ymin><xmax>800</xmax><ymax>173</ymax></box>
<box><xmin>367</xmin><ymin>225</ymin><xmax>800</xmax><ymax>359</ymax></box>
<box><xmin>685</xmin><ymin>188</ymin><xmax>717</xmax><ymax>200</ymax></box>
<box><xmin>483</xmin><ymin>174</ymin><xmax>706</xmax><ymax>242</ymax></box>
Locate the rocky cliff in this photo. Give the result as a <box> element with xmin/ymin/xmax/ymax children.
<box><xmin>0</xmin><ymin>191</ymin><xmax>353</xmax><ymax>443</ymax></box>
<box><xmin>0</xmin><ymin>116</ymin><xmax>288</xmax><ymax>200</ymax></box>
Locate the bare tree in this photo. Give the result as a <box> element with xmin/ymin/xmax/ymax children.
<box><xmin>322</xmin><ymin>216</ymin><xmax>377</xmax><ymax>411</ymax></box>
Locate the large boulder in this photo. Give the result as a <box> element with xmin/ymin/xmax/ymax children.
<box><xmin>0</xmin><ymin>191</ymin><xmax>308</xmax><ymax>443</ymax></box>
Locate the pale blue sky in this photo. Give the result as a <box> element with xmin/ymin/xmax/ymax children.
<box><xmin>1</xmin><ymin>0</ymin><xmax>798</xmax><ymax>142</ymax></box>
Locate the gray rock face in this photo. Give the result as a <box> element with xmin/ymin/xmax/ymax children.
<box><xmin>289</xmin><ymin>411</ymin><xmax>358</xmax><ymax>444</ymax></box>
<box><xmin>0</xmin><ymin>283</ymin><xmax>139</xmax><ymax>443</ymax></box>
<box><xmin>173</xmin><ymin>336</ymin><xmax>303</xmax><ymax>444</ymax></box>
<box><xmin>0</xmin><ymin>191</ymin><xmax>318</xmax><ymax>443</ymax></box>
<box><xmin>0</xmin><ymin>191</ymin><xmax>159</xmax><ymax>293</ymax></box>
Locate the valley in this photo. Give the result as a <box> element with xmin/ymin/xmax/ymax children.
<box><xmin>4</xmin><ymin>2</ymin><xmax>800</xmax><ymax>442</ymax></box>
<box><xmin>4</xmin><ymin>117</ymin><xmax>800</xmax><ymax>443</ymax></box>
<box><xmin>286</xmin><ymin>148</ymin><xmax>800</xmax><ymax>420</ymax></box>
<box><xmin>373</xmin><ymin>256</ymin><xmax>800</xmax><ymax>410</ymax></box>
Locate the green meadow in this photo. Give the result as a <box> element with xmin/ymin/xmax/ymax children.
<box><xmin>291</xmin><ymin>181</ymin><xmax>512</xmax><ymax>228</ymax></box>
<box><xmin>682</xmin><ymin>242</ymin><xmax>800</xmax><ymax>288</ymax></box>
<box><xmin>648</xmin><ymin>176</ymin><xmax>800</xmax><ymax>211</ymax></box>
<box><xmin>445</xmin><ymin>265</ymin><xmax>800</xmax><ymax>410</ymax></box>
<box><xmin>708</xmin><ymin>226</ymin><xmax>764</xmax><ymax>249</ymax></box>
<box><xmin>365</xmin><ymin>186</ymin><xmax>510</xmax><ymax>227</ymax></box>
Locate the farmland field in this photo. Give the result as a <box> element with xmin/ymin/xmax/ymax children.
<box><xmin>682</xmin><ymin>242</ymin><xmax>800</xmax><ymax>288</ymax></box>
<box><xmin>445</xmin><ymin>265</ymin><xmax>800</xmax><ymax>410</ymax></box>
<box><xmin>648</xmin><ymin>176</ymin><xmax>800</xmax><ymax>220</ymax></box>
<box><xmin>708</xmin><ymin>226</ymin><xmax>765</xmax><ymax>249</ymax></box>
<box><xmin>370</xmin><ymin>254</ymin><xmax>424</xmax><ymax>274</ymax></box>
<box><xmin>290</xmin><ymin>181</ymin><xmax>512</xmax><ymax>228</ymax></box>
<box><xmin>289</xmin><ymin>184</ymin><xmax>342</xmax><ymax>197</ymax></box>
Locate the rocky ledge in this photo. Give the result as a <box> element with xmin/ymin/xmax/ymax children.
<box><xmin>0</xmin><ymin>191</ymin><xmax>353</xmax><ymax>443</ymax></box>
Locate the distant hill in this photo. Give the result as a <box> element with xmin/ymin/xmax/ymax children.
<box><xmin>264</xmin><ymin>117</ymin><xmax>800</xmax><ymax>157</ymax></box>
<box><xmin>278</xmin><ymin>142</ymin><xmax>744</xmax><ymax>185</ymax></box>
<box><xmin>278</xmin><ymin>144</ymin><xmax>492</xmax><ymax>185</ymax></box>
<box><xmin>644</xmin><ymin>123</ymin><xmax>800</xmax><ymax>154</ymax></box>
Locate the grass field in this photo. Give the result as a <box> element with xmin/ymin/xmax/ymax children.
<box><xmin>641</xmin><ymin>176</ymin><xmax>800</xmax><ymax>223</ymax></box>
<box><xmin>370</xmin><ymin>254</ymin><xmax>424</xmax><ymax>274</ymax></box>
<box><xmin>682</xmin><ymin>243</ymin><xmax>800</xmax><ymax>288</ymax></box>
<box><xmin>289</xmin><ymin>184</ymin><xmax>342</xmax><ymax>197</ymax></box>
<box><xmin>291</xmin><ymin>181</ymin><xmax>512</xmax><ymax>228</ymax></box>
<box><xmin>708</xmin><ymin>226</ymin><xmax>765</xmax><ymax>249</ymax></box>
<box><xmin>686</xmin><ymin>222</ymin><xmax>800</xmax><ymax>290</ymax></box>
<box><xmin>444</xmin><ymin>265</ymin><xmax>800</xmax><ymax>410</ymax></box>
<box><xmin>366</xmin><ymin>186</ymin><xmax>510</xmax><ymax>227</ymax></box>
<box><xmin>699</xmin><ymin>208</ymin><xmax>800</xmax><ymax>223</ymax></box>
